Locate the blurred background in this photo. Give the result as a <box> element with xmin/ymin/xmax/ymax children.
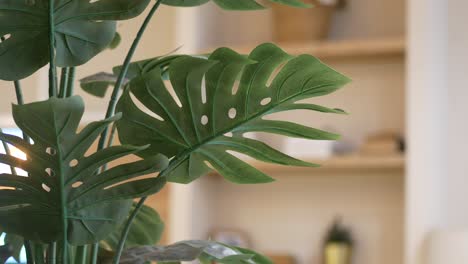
<box><xmin>1</xmin><ymin>0</ymin><xmax>467</xmax><ymax>264</ymax></box>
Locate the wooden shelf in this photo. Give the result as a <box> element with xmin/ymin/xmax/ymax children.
<box><xmin>210</xmin><ymin>155</ymin><xmax>405</xmax><ymax>177</ymax></box>
<box><xmin>209</xmin><ymin>37</ymin><xmax>405</xmax><ymax>59</ymax></box>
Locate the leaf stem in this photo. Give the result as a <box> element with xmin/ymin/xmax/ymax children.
<box><xmin>75</xmin><ymin>245</ymin><xmax>88</xmax><ymax>264</ymax></box>
<box><xmin>48</xmin><ymin>0</ymin><xmax>57</xmax><ymax>97</ymax></box>
<box><xmin>112</xmin><ymin>197</ymin><xmax>147</xmax><ymax>264</ymax></box>
<box><xmin>98</xmin><ymin>0</ymin><xmax>164</xmax><ymax>151</ymax></box>
<box><xmin>24</xmin><ymin>240</ymin><xmax>33</xmax><ymax>264</ymax></box>
<box><xmin>90</xmin><ymin>243</ymin><xmax>99</xmax><ymax>264</ymax></box>
<box><xmin>48</xmin><ymin>242</ymin><xmax>56</xmax><ymax>264</ymax></box>
<box><xmin>13</xmin><ymin>81</ymin><xmax>30</xmax><ymax>142</ymax></box>
<box><xmin>66</xmin><ymin>67</ymin><xmax>76</xmax><ymax>97</ymax></box>
<box><xmin>58</xmin><ymin>68</ymin><xmax>69</xmax><ymax>98</ymax></box>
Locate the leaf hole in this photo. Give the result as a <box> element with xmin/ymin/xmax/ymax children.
<box><xmin>201</xmin><ymin>115</ymin><xmax>208</xmax><ymax>125</ymax></box>
<box><xmin>224</xmin><ymin>132</ymin><xmax>233</xmax><ymax>137</ymax></box>
<box><xmin>260</xmin><ymin>97</ymin><xmax>272</xmax><ymax>106</ymax></box>
<box><xmin>69</xmin><ymin>159</ymin><xmax>79</xmax><ymax>167</ymax></box>
<box><xmin>0</xmin><ymin>34</ymin><xmax>11</xmax><ymax>43</ymax></box>
<box><xmin>89</xmin><ymin>0</ymin><xmax>100</xmax><ymax>3</ymax></box>
<box><xmin>129</xmin><ymin>91</ymin><xmax>165</xmax><ymax>121</ymax></box>
<box><xmin>228</xmin><ymin>108</ymin><xmax>237</xmax><ymax>119</ymax></box>
<box><xmin>204</xmin><ymin>161</ymin><xmax>215</xmax><ymax>170</ymax></box>
<box><xmin>42</xmin><ymin>183</ymin><xmax>51</xmax><ymax>192</ymax></box>
<box><xmin>232</xmin><ymin>80</ymin><xmax>240</xmax><ymax>95</ymax></box>
<box><xmin>46</xmin><ymin>147</ymin><xmax>56</xmax><ymax>156</ymax></box>
<box><xmin>266</xmin><ymin>62</ymin><xmax>287</xmax><ymax>87</ymax></box>
<box><xmin>201</xmin><ymin>76</ymin><xmax>207</xmax><ymax>104</ymax></box>
<box><xmin>45</xmin><ymin>168</ymin><xmax>55</xmax><ymax>177</ymax></box>
<box><xmin>72</xmin><ymin>181</ymin><xmax>83</xmax><ymax>188</ymax></box>
<box><xmin>165</xmin><ymin>81</ymin><xmax>183</xmax><ymax>108</ymax></box>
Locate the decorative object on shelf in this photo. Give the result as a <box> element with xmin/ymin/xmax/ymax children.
<box><xmin>360</xmin><ymin>131</ymin><xmax>404</xmax><ymax>156</ymax></box>
<box><xmin>283</xmin><ymin>137</ymin><xmax>335</xmax><ymax>159</ymax></box>
<box><xmin>209</xmin><ymin>229</ymin><xmax>251</xmax><ymax>248</ymax></box>
<box><xmin>323</xmin><ymin>218</ymin><xmax>353</xmax><ymax>264</ymax></box>
<box><xmin>272</xmin><ymin>0</ymin><xmax>345</xmax><ymax>42</ymax></box>
<box><xmin>265</xmin><ymin>254</ymin><xmax>296</xmax><ymax>264</ymax></box>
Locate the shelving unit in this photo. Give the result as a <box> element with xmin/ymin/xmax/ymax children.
<box><xmin>169</xmin><ymin>2</ymin><xmax>407</xmax><ymax>264</ymax></box>
<box><xmin>209</xmin><ymin>155</ymin><xmax>405</xmax><ymax>177</ymax></box>
<box><xmin>209</xmin><ymin>37</ymin><xmax>405</xmax><ymax>59</ymax></box>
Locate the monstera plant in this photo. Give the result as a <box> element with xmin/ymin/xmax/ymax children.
<box><xmin>0</xmin><ymin>0</ymin><xmax>350</xmax><ymax>263</ymax></box>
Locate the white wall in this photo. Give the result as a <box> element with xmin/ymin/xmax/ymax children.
<box><xmin>406</xmin><ymin>0</ymin><xmax>468</xmax><ymax>264</ymax></box>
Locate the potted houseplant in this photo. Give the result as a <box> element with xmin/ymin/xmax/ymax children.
<box><xmin>0</xmin><ymin>0</ymin><xmax>350</xmax><ymax>263</ymax></box>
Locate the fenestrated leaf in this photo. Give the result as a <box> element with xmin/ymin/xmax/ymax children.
<box><xmin>80</xmin><ymin>55</ymin><xmax>182</xmax><ymax>98</ymax></box>
<box><xmin>0</xmin><ymin>96</ymin><xmax>169</xmax><ymax>245</ymax></box>
<box><xmin>0</xmin><ymin>0</ymin><xmax>151</xmax><ymax>80</ymax></box>
<box><xmin>116</xmin><ymin>43</ymin><xmax>350</xmax><ymax>184</ymax></box>
<box><xmin>162</xmin><ymin>0</ymin><xmax>311</xmax><ymax>10</ymax></box>
<box><xmin>115</xmin><ymin>240</ymin><xmax>268</xmax><ymax>264</ymax></box>
<box><xmin>101</xmin><ymin>204</ymin><xmax>164</xmax><ymax>251</ymax></box>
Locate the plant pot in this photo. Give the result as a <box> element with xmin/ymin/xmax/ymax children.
<box><xmin>272</xmin><ymin>0</ymin><xmax>336</xmax><ymax>42</ymax></box>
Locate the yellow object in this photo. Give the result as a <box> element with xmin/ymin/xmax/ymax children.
<box><xmin>324</xmin><ymin>243</ymin><xmax>351</xmax><ymax>264</ymax></box>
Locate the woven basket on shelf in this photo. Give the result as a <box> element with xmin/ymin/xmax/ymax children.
<box><xmin>272</xmin><ymin>0</ymin><xmax>337</xmax><ymax>42</ymax></box>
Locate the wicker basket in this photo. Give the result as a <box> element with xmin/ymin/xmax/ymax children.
<box><xmin>272</xmin><ymin>0</ymin><xmax>336</xmax><ymax>42</ymax></box>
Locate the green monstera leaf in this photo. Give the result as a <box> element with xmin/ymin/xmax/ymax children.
<box><xmin>162</xmin><ymin>0</ymin><xmax>310</xmax><ymax>10</ymax></box>
<box><xmin>115</xmin><ymin>240</ymin><xmax>272</xmax><ymax>264</ymax></box>
<box><xmin>0</xmin><ymin>0</ymin><xmax>151</xmax><ymax>80</ymax></box>
<box><xmin>0</xmin><ymin>96</ymin><xmax>168</xmax><ymax>244</ymax></box>
<box><xmin>116</xmin><ymin>43</ymin><xmax>350</xmax><ymax>184</ymax></box>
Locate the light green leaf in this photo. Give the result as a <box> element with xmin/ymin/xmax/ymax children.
<box><xmin>116</xmin><ymin>240</ymin><xmax>267</xmax><ymax>264</ymax></box>
<box><xmin>116</xmin><ymin>43</ymin><xmax>350</xmax><ymax>184</ymax></box>
<box><xmin>101</xmin><ymin>204</ymin><xmax>164</xmax><ymax>251</ymax></box>
<box><xmin>0</xmin><ymin>0</ymin><xmax>151</xmax><ymax>80</ymax></box>
<box><xmin>0</xmin><ymin>96</ymin><xmax>168</xmax><ymax>244</ymax></box>
<box><xmin>162</xmin><ymin>0</ymin><xmax>311</xmax><ymax>10</ymax></box>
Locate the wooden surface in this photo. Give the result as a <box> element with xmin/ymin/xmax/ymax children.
<box><xmin>209</xmin><ymin>154</ymin><xmax>405</xmax><ymax>177</ymax></box>
<box><xmin>206</xmin><ymin>37</ymin><xmax>405</xmax><ymax>60</ymax></box>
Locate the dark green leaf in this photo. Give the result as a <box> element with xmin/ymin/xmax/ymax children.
<box><xmin>116</xmin><ymin>43</ymin><xmax>350</xmax><ymax>184</ymax></box>
<box><xmin>79</xmin><ymin>55</ymin><xmax>182</xmax><ymax>98</ymax></box>
<box><xmin>4</xmin><ymin>234</ymin><xmax>23</xmax><ymax>262</ymax></box>
<box><xmin>117</xmin><ymin>240</ymin><xmax>264</xmax><ymax>264</ymax></box>
<box><xmin>80</xmin><ymin>72</ymin><xmax>122</xmax><ymax>98</ymax></box>
<box><xmin>0</xmin><ymin>0</ymin><xmax>151</xmax><ymax>80</ymax></box>
<box><xmin>0</xmin><ymin>96</ymin><xmax>168</xmax><ymax>244</ymax></box>
<box><xmin>162</xmin><ymin>0</ymin><xmax>311</xmax><ymax>10</ymax></box>
<box><xmin>101</xmin><ymin>204</ymin><xmax>164</xmax><ymax>251</ymax></box>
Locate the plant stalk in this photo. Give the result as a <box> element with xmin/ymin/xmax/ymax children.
<box><xmin>48</xmin><ymin>242</ymin><xmax>56</xmax><ymax>264</ymax></box>
<box><xmin>75</xmin><ymin>245</ymin><xmax>88</xmax><ymax>264</ymax></box>
<box><xmin>58</xmin><ymin>68</ymin><xmax>69</xmax><ymax>98</ymax></box>
<box><xmin>90</xmin><ymin>243</ymin><xmax>99</xmax><ymax>264</ymax></box>
<box><xmin>112</xmin><ymin>197</ymin><xmax>147</xmax><ymax>264</ymax></box>
<box><xmin>13</xmin><ymin>81</ymin><xmax>30</xmax><ymax>141</ymax></box>
<box><xmin>98</xmin><ymin>0</ymin><xmax>164</xmax><ymax>151</ymax></box>
<box><xmin>48</xmin><ymin>0</ymin><xmax>57</xmax><ymax>98</ymax></box>
<box><xmin>24</xmin><ymin>240</ymin><xmax>33</xmax><ymax>264</ymax></box>
<box><xmin>66</xmin><ymin>67</ymin><xmax>76</xmax><ymax>97</ymax></box>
